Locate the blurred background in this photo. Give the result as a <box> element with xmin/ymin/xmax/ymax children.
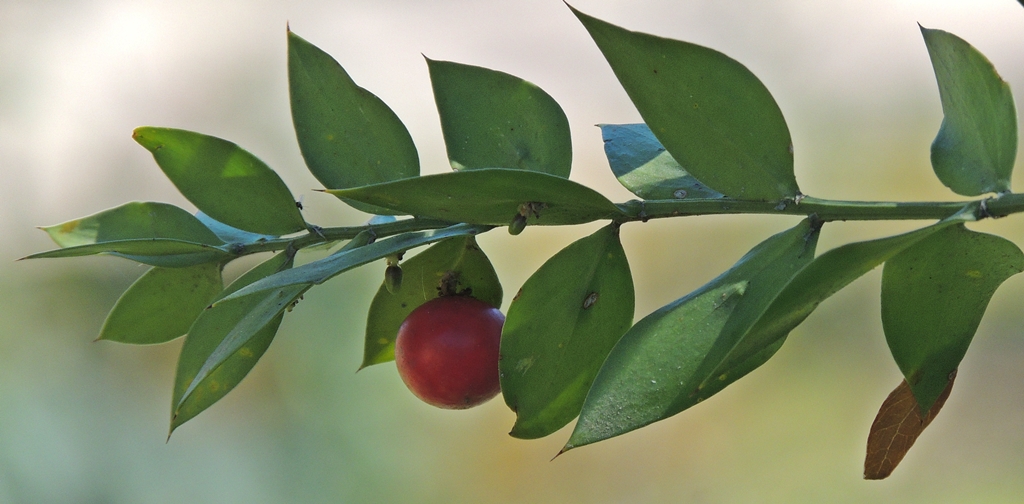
<box><xmin>2</xmin><ymin>0</ymin><xmax>1024</xmax><ymax>502</ymax></box>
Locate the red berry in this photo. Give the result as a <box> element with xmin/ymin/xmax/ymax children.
<box><xmin>395</xmin><ymin>296</ymin><xmax>504</xmax><ymax>409</ymax></box>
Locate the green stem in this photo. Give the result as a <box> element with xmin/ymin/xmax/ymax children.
<box><xmin>617</xmin><ymin>193</ymin><xmax>1024</xmax><ymax>222</ymax></box>
<box><xmin>226</xmin><ymin>193</ymin><xmax>1024</xmax><ymax>258</ymax></box>
<box><xmin>230</xmin><ymin>217</ymin><xmax>456</xmax><ymax>256</ymax></box>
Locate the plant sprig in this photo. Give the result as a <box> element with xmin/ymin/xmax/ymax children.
<box><xmin>25</xmin><ymin>4</ymin><xmax>1022</xmax><ymax>480</ymax></box>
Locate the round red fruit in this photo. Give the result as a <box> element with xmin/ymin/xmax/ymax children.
<box><xmin>395</xmin><ymin>295</ymin><xmax>504</xmax><ymax>409</ymax></box>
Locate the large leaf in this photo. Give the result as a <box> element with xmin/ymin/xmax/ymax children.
<box><xmin>362</xmin><ymin>236</ymin><xmax>502</xmax><ymax>368</ymax></box>
<box><xmin>566</xmin><ymin>218</ymin><xmax>819</xmax><ymax>450</ymax></box>
<box><xmin>171</xmin><ymin>251</ymin><xmax>296</xmax><ymax>433</ymax></box>
<box><xmin>600</xmin><ymin>123</ymin><xmax>724</xmax><ymax>200</ymax></box>
<box><xmin>572</xmin><ymin>7</ymin><xmax>798</xmax><ymax>201</ymax></box>
<box><xmin>501</xmin><ymin>224</ymin><xmax>634</xmax><ymax>439</ymax></box>
<box><xmin>28</xmin><ymin>201</ymin><xmax>230</xmax><ymax>267</ymax></box>
<box><xmin>428</xmin><ymin>58</ymin><xmax>572</xmax><ymax>178</ymax></box>
<box><xmin>288</xmin><ymin>30</ymin><xmax>419</xmax><ymax>214</ymax></box>
<box><xmin>99</xmin><ymin>263</ymin><xmax>223</xmax><ymax>344</ymax></box>
<box><xmin>881</xmin><ymin>224</ymin><xmax>1023</xmax><ymax>412</ymax></box>
<box><xmin>219</xmin><ymin>224</ymin><xmax>491</xmax><ymax>302</ymax></box>
<box><xmin>329</xmin><ymin>168</ymin><xmax>623</xmax><ymax>227</ymax></box>
<box><xmin>133</xmin><ymin>127</ymin><xmax>306</xmax><ymax>236</ymax></box>
<box><xmin>922</xmin><ymin>27</ymin><xmax>1018</xmax><ymax>196</ymax></box>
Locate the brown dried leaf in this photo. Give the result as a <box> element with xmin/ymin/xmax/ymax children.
<box><xmin>864</xmin><ymin>370</ymin><xmax>956</xmax><ymax>480</ymax></box>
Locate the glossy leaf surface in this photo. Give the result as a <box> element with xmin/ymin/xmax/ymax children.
<box><xmin>501</xmin><ymin>225</ymin><xmax>634</xmax><ymax>439</ymax></box>
<box><xmin>362</xmin><ymin>236</ymin><xmax>502</xmax><ymax>368</ymax></box>
<box><xmin>29</xmin><ymin>202</ymin><xmax>230</xmax><ymax>267</ymax></box>
<box><xmin>220</xmin><ymin>224</ymin><xmax>491</xmax><ymax>302</ymax></box>
<box><xmin>864</xmin><ymin>374</ymin><xmax>955</xmax><ymax>480</ymax></box>
<box><xmin>329</xmin><ymin>169</ymin><xmax>623</xmax><ymax>226</ymax></box>
<box><xmin>600</xmin><ymin>123</ymin><xmax>724</xmax><ymax>200</ymax></box>
<box><xmin>567</xmin><ymin>219</ymin><xmax>819</xmax><ymax>450</ymax></box>
<box><xmin>99</xmin><ymin>263</ymin><xmax>223</xmax><ymax>344</ymax></box>
<box><xmin>133</xmin><ymin>127</ymin><xmax>306</xmax><ymax>235</ymax></box>
<box><xmin>288</xmin><ymin>30</ymin><xmax>418</xmax><ymax>214</ymax></box>
<box><xmin>881</xmin><ymin>224</ymin><xmax>1023</xmax><ymax>412</ymax></box>
<box><xmin>922</xmin><ymin>27</ymin><xmax>1018</xmax><ymax>196</ymax></box>
<box><xmin>171</xmin><ymin>252</ymin><xmax>296</xmax><ymax>432</ymax></box>
<box><xmin>572</xmin><ymin>7</ymin><xmax>798</xmax><ymax>200</ymax></box>
<box><xmin>428</xmin><ymin>58</ymin><xmax>571</xmax><ymax>178</ymax></box>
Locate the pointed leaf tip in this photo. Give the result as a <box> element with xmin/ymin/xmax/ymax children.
<box><xmin>571</xmin><ymin>7</ymin><xmax>798</xmax><ymax>200</ymax></box>
<box><xmin>921</xmin><ymin>26</ymin><xmax>1017</xmax><ymax>196</ymax></box>
<box><xmin>288</xmin><ymin>31</ymin><xmax>418</xmax><ymax>214</ymax></box>
<box><xmin>864</xmin><ymin>373</ymin><xmax>955</xmax><ymax>480</ymax></box>
<box><xmin>133</xmin><ymin>127</ymin><xmax>306</xmax><ymax>236</ymax></box>
<box><xmin>428</xmin><ymin>58</ymin><xmax>572</xmax><ymax>177</ymax></box>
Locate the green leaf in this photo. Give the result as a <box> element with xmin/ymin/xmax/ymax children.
<box><xmin>428</xmin><ymin>58</ymin><xmax>572</xmax><ymax>178</ymax></box>
<box><xmin>99</xmin><ymin>263</ymin><xmax>223</xmax><ymax>344</ymax></box>
<box><xmin>28</xmin><ymin>202</ymin><xmax>230</xmax><ymax>267</ymax></box>
<box><xmin>921</xmin><ymin>26</ymin><xmax>1018</xmax><ymax>196</ymax></box>
<box><xmin>362</xmin><ymin>236</ymin><xmax>502</xmax><ymax>368</ymax></box>
<box><xmin>133</xmin><ymin>127</ymin><xmax>307</xmax><ymax>236</ymax></box>
<box><xmin>176</xmin><ymin>232</ymin><xmax>390</xmax><ymax>420</ymax></box>
<box><xmin>329</xmin><ymin>168</ymin><xmax>624</xmax><ymax>227</ymax></box>
<box><xmin>599</xmin><ymin>123</ymin><xmax>724</xmax><ymax>200</ymax></box>
<box><xmin>196</xmin><ymin>211</ymin><xmax>276</xmax><ymax>244</ymax></box>
<box><xmin>571</xmin><ymin>7</ymin><xmax>798</xmax><ymax>201</ymax></box>
<box><xmin>700</xmin><ymin>209</ymin><xmax>978</xmax><ymax>403</ymax></box>
<box><xmin>566</xmin><ymin>218</ymin><xmax>819</xmax><ymax>451</ymax></box>
<box><xmin>288</xmin><ymin>30</ymin><xmax>419</xmax><ymax>214</ymax></box>
<box><xmin>171</xmin><ymin>251</ymin><xmax>296</xmax><ymax>433</ymax></box>
<box><xmin>729</xmin><ymin>210</ymin><xmax>976</xmax><ymax>372</ymax></box>
<box><xmin>219</xmin><ymin>224</ymin><xmax>491</xmax><ymax>302</ymax></box>
<box><xmin>881</xmin><ymin>224</ymin><xmax>1024</xmax><ymax>413</ymax></box>
<box><xmin>501</xmin><ymin>224</ymin><xmax>634</xmax><ymax>439</ymax></box>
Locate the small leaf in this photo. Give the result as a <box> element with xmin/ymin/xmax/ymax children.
<box><xmin>864</xmin><ymin>374</ymin><xmax>956</xmax><ymax>480</ymax></box>
<box><xmin>218</xmin><ymin>224</ymin><xmax>490</xmax><ymax>302</ymax></box>
<box><xmin>28</xmin><ymin>202</ymin><xmax>230</xmax><ymax>267</ymax></box>
<box><xmin>571</xmin><ymin>7</ymin><xmax>798</xmax><ymax>200</ymax></box>
<box><xmin>329</xmin><ymin>168</ymin><xmax>624</xmax><ymax>226</ymax></box>
<box><xmin>566</xmin><ymin>218</ymin><xmax>819</xmax><ymax>450</ymax></box>
<box><xmin>133</xmin><ymin>127</ymin><xmax>307</xmax><ymax>236</ymax></box>
<box><xmin>881</xmin><ymin>224</ymin><xmax>1024</xmax><ymax>412</ymax></box>
<box><xmin>428</xmin><ymin>58</ymin><xmax>572</xmax><ymax>178</ymax></box>
<box><xmin>362</xmin><ymin>236</ymin><xmax>502</xmax><ymax>368</ymax></box>
<box><xmin>171</xmin><ymin>252</ymin><xmax>296</xmax><ymax>432</ymax></box>
<box><xmin>599</xmin><ymin>123</ymin><xmax>724</xmax><ymax>200</ymax></box>
<box><xmin>288</xmin><ymin>30</ymin><xmax>419</xmax><ymax>214</ymax></box>
<box><xmin>196</xmin><ymin>211</ymin><xmax>277</xmax><ymax>244</ymax></box>
<box><xmin>501</xmin><ymin>224</ymin><xmax>634</xmax><ymax>439</ymax></box>
<box><xmin>99</xmin><ymin>263</ymin><xmax>223</xmax><ymax>344</ymax></box>
<box><xmin>921</xmin><ymin>26</ymin><xmax>1017</xmax><ymax>196</ymax></box>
